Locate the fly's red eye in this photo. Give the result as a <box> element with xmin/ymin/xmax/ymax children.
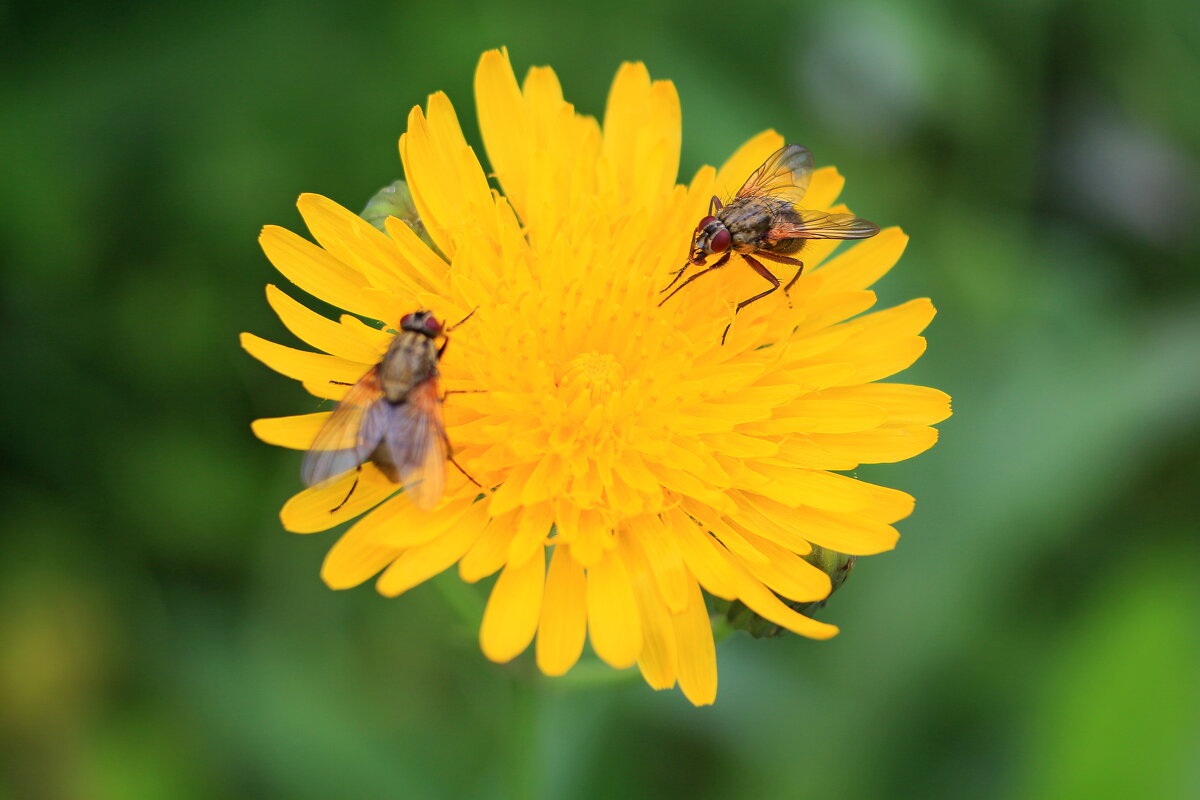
<box><xmin>710</xmin><ymin>228</ymin><xmax>731</xmax><ymax>252</ymax></box>
<box><xmin>697</xmin><ymin>215</ymin><xmax>717</xmax><ymax>232</ymax></box>
<box><xmin>423</xmin><ymin>316</ymin><xmax>443</xmax><ymax>335</ymax></box>
<box><xmin>399</xmin><ymin>312</ymin><xmax>417</xmax><ymax>328</ymax></box>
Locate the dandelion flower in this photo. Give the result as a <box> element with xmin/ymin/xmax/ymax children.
<box><xmin>242</xmin><ymin>49</ymin><xmax>951</xmax><ymax>705</ymax></box>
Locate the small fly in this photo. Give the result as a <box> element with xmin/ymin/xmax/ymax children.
<box><xmin>302</xmin><ymin>309</ymin><xmax>479</xmax><ymax>511</ymax></box>
<box><xmin>660</xmin><ymin>144</ymin><xmax>880</xmax><ymax>343</ymax></box>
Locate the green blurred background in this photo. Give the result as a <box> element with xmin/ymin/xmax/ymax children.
<box><xmin>3</xmin><ymin>0</ymin><xmax>1198</xmax><ymax>797</ymax></box>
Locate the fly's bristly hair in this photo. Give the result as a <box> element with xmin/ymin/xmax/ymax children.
<box><xmin>380</xmin><ymin>329</ymin><xmax>440</xmax><ymax>403</ymax></box>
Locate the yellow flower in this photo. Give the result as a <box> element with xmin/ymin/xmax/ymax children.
<box><xmin>242</xmin><ymin>49</ymin><xmax>950</xmax><ymax>705</ymax></box>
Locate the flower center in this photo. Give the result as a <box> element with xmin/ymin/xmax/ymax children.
<box><xmin>561</xmin><ymin>352</ymin><xmax>625</xmax><ymax>401</ymax></box>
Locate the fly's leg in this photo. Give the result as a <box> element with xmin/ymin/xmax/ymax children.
<box><xmin>784</xmin><ymin>263</ymin><xmax>805</xmax><ymax>293</ymax></box>
<box><xmin>754</xmin><ymin>251</ymin><xmax>805</xmax><ymax>306</ymax></box>
<box><xmin>441</xmin><ymin>389</ymin><xmax>487</xmax><ymax>405</ymax></box>
<box><xmin>661</xmin><ymin>249</ymin><xmax>711</xmax><ymax>294</ymax></box>
<box><xmin>447</xmin><ymin>307</ymin><xmax>478</xmax><ymax>332</ymax></box>
<box><xmin>658</xmin><ymin>251</ymin><xmax>732</xmax><ymax>307</ymax></box>
<box><xmin>720</xmin><ymin>254</ymin><xmax>781</xmax><ymax>345</ymax></box>
<box><xmin>437</xmin><ymin>307</ymin><xmax>480</xmax><ymax>358</ymax></box>
<box><xmin>664</xmin><ymin>198</ymin><xmax>722</xmax><ymax>294</ymax></box>
<box><xmin>733</xmin><ymin>253</ymin><xmax>782</xmax><ymax>310</ymax></box>
<box><xmin>448</xmin><ymin>455</ymin><xmax>482</xmax><ymax>488</ymax></box>
<box><xmin>660</xmin><ymin>261</ymin><xmax>693</xmax><ymax>294</ymax></box>
<box><xmin>440</xmin><ymin>427</ymin><xmax>483</xmax><ymax>489</ymax></box>
<box><xmin>330</xmin><ymin>464</ymin><xmax>362</xmax><ymax>513</ymax></box>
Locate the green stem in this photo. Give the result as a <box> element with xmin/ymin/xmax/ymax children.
<box><xmin>431</xmin><ymin>571</ymin><xmax>484</xmax><ymax>634</ymax></box>
<box><xmin>508</xmin><ymin>668</ymin><xmax>541</xmax><ymax>800</ymax></box>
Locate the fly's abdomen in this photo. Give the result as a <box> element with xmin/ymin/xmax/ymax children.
<box><xmin>761</xmin><ymin>204</ymin><xmax>806</xmax><ymax>254</ymax></box>
<box><xmin>762</xmin><ymin>236</ymin><xmax>806</xmax><ymax>255</ymax></box>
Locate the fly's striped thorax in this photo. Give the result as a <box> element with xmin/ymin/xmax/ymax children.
<box><xmin>379</xmin><ymin>331</ymin><xmax>440</xmax><ymax>403</ymax></box>
<box><xmin>723</xmin><ymin>196</ymin><xmax>798</xmax><ymax>249</ymax></box>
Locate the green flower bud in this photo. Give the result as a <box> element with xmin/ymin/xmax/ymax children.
<box><xmin>360</xmin><ymin>180</ymin><xmax>432</xmax><ymax>247</ymax></box>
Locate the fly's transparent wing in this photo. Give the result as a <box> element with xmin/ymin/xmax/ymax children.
<box><xmin>736</xmin><ymin>144</ymin><xmax>814</xmax><ymax>203</ymax></box>
<box><xmin>301</xmin><ymin>367</ymin><xmax>386</xmax><ymax>486</ymax></box>
<box><xmin>769</xmin><ymin>210</ymin><xmax>880</xmax><ymax>241</ymax></box>
<box><xmin>379</xmin><ymin>379</ymin><xmax>448</xmax><ymax>509</ymax></box>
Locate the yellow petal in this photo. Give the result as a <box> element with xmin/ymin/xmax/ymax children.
<box><xmin>562</xmin><ymin>509</ymin><xmax>611</xmax><ymax>569</ymax></box>
<box><xmin>520</xmin><ymin>454</ymin><xmax>568</xmax><ymax>507</ymax></box>
<box><xmin>853</xmin><ymin>296</ymin><xmax>936</xmax><ymax>339</ymax></box>
<box><xmin>258</xmin><ymin>224</ymin><xmax>388</xmax><ymax>320</ymax></box>
<box><xmin>320</xmin><ymin>505</ymin><xmax>403</xmax><ymax>589</ymax></box>
<box><xmin>459</xmin><ymin>511</ymin><xmax>517</xmax><ymax>583</ymax></box>
<box><xmin>679</xmin><ymin>498</ymin><xmax>769</xmax><ymax>564</ymax></box>
<box><xmin>521</xmin><ymin>65</ymin><xmax>565</xmax><ymax>131</ymax></box>
<box><xmin>657</xmin><ymin>441</ymin><xmax>732</xmax><ymax>486</ymax></box>
<box><xmin>808</xmin><ymin>299</ymin><xmax>936</xmax><ymax>384</ymax></box>
<box><xmin>371</xmin><ymin>495</ymin><xmax>474</xmax><ymax>549</ymax></box>
<box><xmin>722</xmin><ymin>554</ymin><xmax>840</xmax><ymax>640</ymax></box>
<box><xmin>251</xmin><ymin>412</ymin><xmax>328</xmax><ymax>450</ymax></box>
<box><xmin>802</xmin><ymin>166</ymin><xmax>845</xmax><ymax>210</ymax></box>
<box><xmin>764</xmin><ymin>362</ymin><xmax>857</xmax><ymax>395</ymax></box>
<box><xmin>280</xmin><ymin>465</ymin><xmax>397</xmax><ymax>533</ymax></box>
<box><xmin>507</xmin><ymin>502</ymin><xmax>554</xmax><ymax>567</ymax></box>
<box><xmin>811</xmin><ymin>227</ymin><xmax>908</xmax><ymax>295</ymax></box>
<box><xmin>818</xmin><ymin>383</ymin><xmax>953</xmax><ymax>425</ymax></box>
<box><xmin>810</xmin><ymin>426</ymin><xmax>940</xmax><ymax>464</ymax></box>
<box><xmin>700</xmin><ymin>432</ymin><xmax>779</xmax><ymax>458</ymax></box>
<box><xmin>586</xmin><ymin>547</ymin><xmax>642</xmax><ymax>669</ymax></box>
<box><xmin>725</xmin><ymin>495</ymin><xmax>813</xmax><ymax>555</ymax></box>
<box><xmin>794</xmin><ymin>291</ymin><xmax>879</xmax><ymax>337</ymax></box>
<box><xmin>627</xmin><ymin>516</ymin><xmax>689</xmax><ymax>614</ymax></box>
<box><xmin>480</xmin><ymin>548</ymin><xmax>545</xmax><ymax>663</ymax></box>
<box><xmin>302</xmin><ymin>378</ymin><xmax>347</xmax><ymax>401</ymax></box>
<box><xmin>383</xmin><ymin>215</ymin><xmax>449</xmax><ymax>292</ymax></box>
<box><xmin>265</xmin><ymin>284</ymin><xmax>387</xmax><ymax>364</ymax></box>
<box><xmin>838</xmin><ymin>338</ymin><xmax>928</xmax><ymax>385</ymax></box>
<box><xmin>625</xmin><ymin>539</ymin><xmax>678</xmax><ymax>691</ymax></box>
<box><xmin>400</xmin><ymin>95</ymin><xmax>497</xmax><ymax>260</ymax></box>
<box><xmin>649</xmin><ymin>463</ymin><xmax>736</xmax><ymax>514</ymax></box>
<box><xmin>857</xmin><ymin>481</ymin><xmax>915</xmax><ymax>524</ymax></box>
<box><xmin>741</xmin><ymin>465</ymin><xmax>874</xmax><ymax>513</ymax></box>
<box><xmin>374</xmin><ymin>501</ymin><xmax>489</xmax><ymax>597</ymax></box>
<box><xmin>739</xmin><ymin>493</ymin><xmax>899</xmax><ymax>555</ymax></box>
<box><xmin>296</xmin><ymin>193</ymin><xmax>424</xmax><ymax>296</ymax></box>
<box><xmin>240</xmin><ymin>332</ymin><xmax>369</xmax><ymax>386</ymax></box>
<box><xmin>603</xmin><ymin>62</ymin><xmax>677</xmax><ymax>206</ymax></box>
<box><xmin>475</xmin><ymin>48</ymin><xmax>531</xmax><ymax>214</ymax></box>
<box><xmin>488</xmin><ymin>461</ymin><xmax>537</xmax><ymax>517</ymax></box>
<box><xmin>536</xmin><ymin>545</ymin><xmax>588</xmax><ymax>676</ymax></box>
<box><xmin>671</xmin><ymin>577</ymin><xmax>717</xmax><ymax>706</ymax></box>
<box><xmin>665</xmin><ymin>510</ymin><xmax>737</xmax><ymax>600</ymax></box>
<box><xmin>734</xmin><ymin>529</ymin><xmax>831</xmax><ymax>603</ymax></box>
<box><xmin>758</xmin><ymin>437</ymin><xmax>860</xmax><ymax>471</ymax></box>
<box><xmin>776</xmin><ymin>398</ymin><xmax>888</xmax><ymax>434</ymax></box>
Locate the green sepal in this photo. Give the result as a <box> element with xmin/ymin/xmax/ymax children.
<box><xmin>722</xmin><ymin>544</ymin><xmax>857</xmax><ymax>639</ymax></box>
